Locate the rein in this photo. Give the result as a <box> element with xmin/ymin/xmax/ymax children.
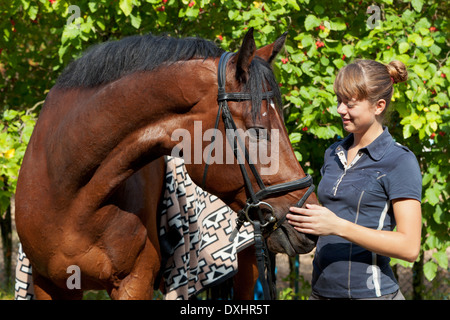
<box><xmin>202</xmin><ymin>52</ymin><xmax>315</xmax><ymax>299</ymax></box>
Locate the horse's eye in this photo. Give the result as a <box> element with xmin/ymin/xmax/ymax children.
<box><xmin>248</xmin><ymin>127</ymin><xmax>270</xmax><ymax>141</ymax></box>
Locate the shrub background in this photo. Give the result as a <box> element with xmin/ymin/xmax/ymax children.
<box><xmin>0</xmin><ymin>0</ymin><xmax>448</xmax><ymax>299</ymax></box>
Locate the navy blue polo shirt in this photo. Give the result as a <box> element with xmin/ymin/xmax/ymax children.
<box><xmin>313</xmin><ymin>127</ymin><xmax>422</xmax><ymax>299</ymax></box>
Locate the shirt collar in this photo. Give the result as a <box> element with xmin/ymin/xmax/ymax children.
<box><xmin>335</xmin><ymin>127</ymin><xmax>393</xmax><ymax>161</ymax></box>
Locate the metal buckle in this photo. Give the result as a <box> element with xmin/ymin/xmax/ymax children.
<box><xmin>243</xmin><ymin>201</ymin><xmax>277</xmax><ymax>228</ymax></box>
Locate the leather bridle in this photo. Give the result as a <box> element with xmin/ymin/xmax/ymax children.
<box><xmin>201</xmin><ymin>52</ymin><xmax>315</xmax><ymax>299</ymax></box>
<box><xmin>203</xmin><ymin>52</ymin><xmax>315</xmax><ymax>235</ymax></box>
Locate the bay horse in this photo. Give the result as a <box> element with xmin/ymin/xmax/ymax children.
<box><xmin>15</xmin><ymin>28</ymin><xmax>318</xmax><ymax>300</ymax></box>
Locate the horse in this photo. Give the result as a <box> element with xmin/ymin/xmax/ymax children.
<box><xmin>15</xmin><ymin>28</ymin><xmax>318</xmax><ymax>300</ymax></box>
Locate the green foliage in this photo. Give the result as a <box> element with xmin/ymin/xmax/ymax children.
<box><xmin>0</xmin><ymin>108</ymin><xmax>36</xmax><ymax>216</ymax></box>
<box><xmin>0</xmin><ymin>0</ymin><xmax>448</xmax><ymax>291</ymax></box>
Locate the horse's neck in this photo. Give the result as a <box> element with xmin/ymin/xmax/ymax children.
<box><xmin>46</xmin><ymin>60</ymin><xmax>216</xmax><ymax>207</ymax></box>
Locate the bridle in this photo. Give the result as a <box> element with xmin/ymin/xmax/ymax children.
<box><xmin>203</xmin><ymin>52</ymin><xmax>315</xmax><ymax>235</ymax></box>
<box><xmin>202</xmin><ymin>52</ymin><xmax>315</xmax><ymax>299</ymax></box>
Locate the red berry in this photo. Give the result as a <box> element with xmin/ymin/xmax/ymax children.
<box><xmin>315</xmin><ymin>41</ymin><xmax>324</xmax><ymax>49</ymax></box>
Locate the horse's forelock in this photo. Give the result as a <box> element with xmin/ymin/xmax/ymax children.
<box><xmin>243</xmin><ymin>57</ymin><xmax>282</xmax><ymax>122</ymax></box>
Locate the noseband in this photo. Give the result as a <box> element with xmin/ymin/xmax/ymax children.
<box><xmin>202</xmin><ymin>52</ymin><xmax>315</xmax><ymax>237</ymax></box>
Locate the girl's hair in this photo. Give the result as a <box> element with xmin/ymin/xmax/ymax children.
<box><xmin>333</xmin><ymin>59</ymin><xmax>408</xmax><ymax>116</ymax></box>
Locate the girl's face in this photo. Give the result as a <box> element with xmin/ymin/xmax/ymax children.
<box><xmin>336</xmin><ymin>97</ymin><xmax>382</xmax><ymax>134</ymax></box>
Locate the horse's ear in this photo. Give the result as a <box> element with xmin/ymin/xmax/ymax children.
<box><xmin>255</xmin><ymin>31</ymin><xmax>288</xmax><ymax>63</ymax></box>
<box><xmin>234</xmin><ymin>27</ymin><xmax>256</xmax><ymax>82</ymax></box>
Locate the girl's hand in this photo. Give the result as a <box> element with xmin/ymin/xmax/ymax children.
<box><xmin>286</xmin><ymin>204</ymin><xmax>344</xmax><ymax>236</ymax></box>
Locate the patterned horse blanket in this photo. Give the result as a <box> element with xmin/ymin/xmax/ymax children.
<box><xmin>158</xmin><ymin>156</ymin><xmax>254</xmax><ymax>299</ymax></box>
<box><xmin>15</xmin><ymin>156</ymin><xmax>254</xmax><ymax>300</ymax></box>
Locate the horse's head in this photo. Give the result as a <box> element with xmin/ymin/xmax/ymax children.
<box><xmin>183</xmin><ymin>28</ymin><xmax>318</xmax><ymax>256</ymax></box>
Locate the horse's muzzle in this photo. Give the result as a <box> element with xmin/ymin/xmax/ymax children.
<box><xmin>266</xmin><ymin>223</ymin><xmax>317</xmax><ymax>256</ymax></box>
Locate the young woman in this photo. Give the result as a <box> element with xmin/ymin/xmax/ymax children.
<box><xmin>287</xmin><ymin>59</ymin><xmax>422</xmax><ymax>300</ymax></box>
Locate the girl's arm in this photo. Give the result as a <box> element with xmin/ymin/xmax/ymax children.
<box><xmin>286</xmin><ymin>198</ymin><xmax>422</xmax><ymax>262</ymax></box>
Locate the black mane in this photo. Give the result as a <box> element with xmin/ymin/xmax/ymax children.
<box><xmin>55</xmin><ymin>33</ymin><xmax>282</xmax><ymax>118</ymax></box>
<box><xmin>55</xmin><ymin>34</ymin><xmax>224</xmax><ymax>88</ymax></box>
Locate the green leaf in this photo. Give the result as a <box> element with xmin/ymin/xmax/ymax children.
<box><xmin>301</xmin><ymin>34</ymin><xmax>314</xmax><ymax>48</ymax></box>
<box><xmin>299</xmin><ymin>86</ymin><xmax>312</xmax><ymax>99</ymax></box>
<box><xmin>301</xmin><ymin>61</ymin><xmax>315</xmax><ymax>77</ymax></box>
<box><xmin>434</xmin><ymin>92</ymin><xmax>448</xmax><ymax>105</ymax></box>
<box><xmin>312</xmin><ymin>126</ymin><xmax>337</xmax><ymax>139</ymax></box>
<box><xmin>320</xmin><ymin>56</ymin><xmax>329</xmax><ymax>66</ymax></box>
<box><xmin>330</xmin><ymin>19</ymin><xmax>346</xmax><ymax>31</ymax></box>
<box><xmin>289</xmin><ymin>132</ymin><xmax>302</xmax><ymax>144</ymax></box>
<box><xmin>185</xmin><ymin>7</ymin><xmax>199</xmax><ymax>19</ymax></box>
<box><xmin>228</xmin><ymin>10</ymin><xmax>240</xmax><ymax>20</ymax></box>
<box><xmin>261</xmin><ymin>25</ymin><xmax>274</xmax><ymax>34</ymax></box>
<box><xmin>390</xmin><ymin>258</ymin><xmax>413</xmax><ymax>268</ymax></box>
<box><xmin>432</xmin><ymin>251</ymin><xmax>448</xmax><ymax>269</ymax></box>
<box><xmin>287</xmin><ymin>0</ymin><xmax>300</xmax><ymax>11</ymax></box>
<box><xmin>413</xmin><ymin>64</ymin><xmax>425</xmax><ymax>78</ymax></box>
<box><xmin>425</xmin><ymin>186</ymin><xmax>440</xmax><ymax>205</ymax></box>
<box><xmin>408</xmin><ymin>33</ymin><xmax>422</xmax><ymax>46</ymax></box>
<box><xmin>411</xmin><ymin>0</ymin><xmax>423</xmax><ymax>13</ymax></box>
<box><xmin>96</xmin><ymin>20</ymin><xmax>106</xmax><ymax>31</ymax></box>
<box><xmin>432</xmin><ymin>204</ymin><xmax>443</xmax><ymax>224</ymax></box>
<box><xmin>28</xmin><ymin>5</ymin><xmax>38</xmax><ymax>20</ymax></box>
<box><xmin>395</xmin><ymin>54</ymin><xmax>410</xmax><ymax>65</ymax></box>
<box><xmin>398</xmin><ymin>42</ymin><xmax>410</xmax><ymax>54</ymax></box>
<box><xmin>3</xmin><ymin>110</ymin><xmax>19</xmax><ymax>121</ymax></box>
<box><xmin>402</xmin><ymin>124</ymin><xmax>414</xmax><ymax>139</ymax></box>
<box><xmin>332</xmin><ymin>58</ymin><xmax>345</xmax><ymax>69</ymax></box>
<box><xmin>422</xmin><ymin>37</ymin><xmax>434</xmax><ymax>47</ymax></box>
<box><xmin>423</xmin><ymin>260</ymin><xmax>438</xmax><ymax>281</ymax></box>
<box><xmin>88</xmin><ymin>2</ymin><xmax>98</xmax><ymax>13</ymax></box>
<box><xmin>119</xmin><ymin>0</ymin><xmax>133</xmax><ymax>16</ymax></box>
<box><xmin>130</xmin><ymin>12</ymin><xmax>141</xmax><ymax>29</ymax></box>
<box><xmin>342</xmin><ymin>45</ymin><xmax>353</xmax><ymax>57</ymax></box>
<box><xmin>304</xmin><ymin>14</ymin><xmax>321</xmax><ymax>31</ymax></box>
<box><xmin>429</xmin><ymin>44</ymin><xmax>442</xmax><ymax>55</ymax></box>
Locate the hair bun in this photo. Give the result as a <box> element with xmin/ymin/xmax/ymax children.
<box><xmin>386</xmin><ymin>60</ymin><xmax>408</xmax><ymax>84</ymax></box>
